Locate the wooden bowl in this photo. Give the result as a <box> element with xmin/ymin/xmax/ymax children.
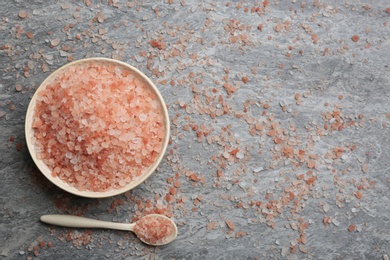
<box><xmin>25</xmin><ymin>58</ymin><xmax>170</xmax><ymax>198</ymax></box>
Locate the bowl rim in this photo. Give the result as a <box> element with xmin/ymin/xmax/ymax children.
<box><xmin>25</xmin><ymin>57</ymin><xmax>170</xmax><ymax>198</ymax></box>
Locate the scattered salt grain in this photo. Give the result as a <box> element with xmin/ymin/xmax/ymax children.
<box><xmin>18</xmin><ymin>10</ymin><xmax>27</xmax><ymax>19</ymax></box>
<box><xmin>15</xmin><ymin>84</ymin><xmax>22</xmax><ymax>92</ymax></box>
<box><xmin>236</xmin><ymin>151</ymin><xmax>244</xmax><ymax>159</ymax></box>
<box><xmin>61</xmin><ymin>3</ymin><xmax>71</xmax><ymax>9</ymax></box>
<box><xmin>361</xmin><ymin>163</ymin><xmax>369</xmax><ymax>173</ymax></box>
<box><xmin>226</xmin><ymin>183</ymin><xmax>232</xmax><ymax>190</ymax></box>
<box><xmin>50</xmin><ymin>38</ymin><xmax>60</xmax><ymax>47</ymax></box>
<box><xmin>323</xmin><ymin>203</ymin><xmax>330</xmax><ymax>213</ymax></box>
<box><xmin>281</xmin><ymin>247</ymin><xmax>289</xmax><ymax>257</ymax></box>
<box><xmin>253</xmin><ymin>166</ymin><xmax>264</xmax><ymax>173</ymax></box>
<box><xmin>332</xmin><ymin>219</ymin><xmax>340</xmax><ymax>226</ymax></box>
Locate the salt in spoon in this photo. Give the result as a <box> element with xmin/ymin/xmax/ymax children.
<box><xmin>40</xmin><ymin>214</ymin><xmax>177</xmax><ymax>246</ymax></box>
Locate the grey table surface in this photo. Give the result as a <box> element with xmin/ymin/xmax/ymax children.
<box><xmin>1</xmin><ymin>0</ymin><xmax>389</xmax><ymax>259</ymax></box>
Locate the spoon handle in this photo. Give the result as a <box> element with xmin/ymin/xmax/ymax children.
<box><xmin>40</xmin><ymin>215</ymin><xmax>134</xmax><ymax>231</ymax></box>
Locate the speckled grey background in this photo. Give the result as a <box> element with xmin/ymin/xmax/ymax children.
<box><xmin>1</xmin><ymin>0</ymin><xmax>389</xmax><ymax>259</ymax></box>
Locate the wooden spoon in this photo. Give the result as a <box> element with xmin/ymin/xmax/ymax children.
<box><xmin>40</xmin><ymin>214</ymin><xmax>177</xmax><ymax>246</ymax></box>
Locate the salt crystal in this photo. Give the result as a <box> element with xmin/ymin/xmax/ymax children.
<box><xmin>70</xmin><ymin>158</ymin><xmax>78</xmax><ymax>164</ymax></box>
<box><xmin>135</xmin><ymin>55</ymin><xmax>144</xmax><ymax>63</ymax></box>
<box><xmin>51</xmin><ymin>38</ymin><xmax>60</xmax><ymax>47</ymax></box>
<box><xmin>61</xmin><ymin>3</ymin><xmax>71</xmax><ymax>9</ymax></box>
<box><xmin>253</xmin><ymin>166</ymin><xmax>264</xmax><ymax>173</ymax></box>
<box><xmin>281</xmin><ymin>247</ymin><xmax>288</xmax><ymax>257</ymax></box>
<box><xmin>323</xmin><ymin>203</ymin><xmax>330</xmax><ymax>212</ymax></box>
<box><xmin>32</xmin><ymin>9</ymin><xmax>42</xmax><ymax>15</ymax></box>
<box><xmin>139</xmin><ymin>113</ymin><xmax>147</xmax><ymax>121</ymax></box>
<box><xmin>332</xmin><ymin>219</ymin><xmax>340</xmax><ymax>226</ymax></box>
<box><xmin>290</xmin><ymin>223</ymin><xmax>298</xmax><ymax>230</ymax></box>
<box><xmin>18</xmin><ymin>10</ymin><xmax>27</xmax><ymax>18</ymax></box>
<box><xmin>236</xmin><ymin>151</ymin><xmax>244</xmax><ymax>159</ymax></box>
<box><xmin>222</xmin><ymin>151</ymin><xmax>230</xmax><ymax>159</ymax></box>
<box><xmin>226</xmin><ymin>183</ymin><xmax>232</xmax><ymax>190</ymax></box>
<box><xmin>60</xmin><ymin>51</ymin><xmax>68</xmax><ymax>57</ymax></box>
<box><xmin>43</xmin><ymin>54</ymin><xmax>53</xmax><ymax>60</ymax></box>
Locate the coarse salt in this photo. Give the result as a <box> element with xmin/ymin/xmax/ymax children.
<box><xmin>133</xmin><ymin>215</ymin><xmax>174</xmax><ymax>245</ymax></box>
<box><xmin>32</xmin><ymin>62</ymin><xmax>165</xmax><ymax>192</ymax></box>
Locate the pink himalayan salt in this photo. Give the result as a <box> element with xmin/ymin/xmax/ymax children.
<box><xmin>32</xmin><ymin>62</ymin><xmax>165</xmax><ymax>192</ymax></box>
<box><xmin>133</xmin><ymin>215</ymin><xmax>174</xmax><ymax>245</ymax></box>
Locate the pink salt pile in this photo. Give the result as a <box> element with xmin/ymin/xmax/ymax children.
<box><xmin>32</xmin><ymin>61</ymin><xmax>165</xmax><ymax>192</ymax></box>
<box><xmin>133</xmin><ymin>215</ymin><xmax>175</xmax><ymax>245</ymax></box>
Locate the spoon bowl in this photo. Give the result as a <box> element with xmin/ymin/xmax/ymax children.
<box><xmin>40</xmin><ymin>214</ymin><xmax>178</xmax><ymax>246</ymax></box>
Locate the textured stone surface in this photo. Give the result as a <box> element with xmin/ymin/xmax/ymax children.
<box><xmin>1</xmin><ymin>0</ymin><xmax>389</xmax><ymax>259</ymax></box>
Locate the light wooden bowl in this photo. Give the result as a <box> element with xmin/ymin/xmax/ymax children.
<box><xmin>25</xmin><ymin>58</ymin><xmax>170</xmax><ymax>198</ymax></box>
